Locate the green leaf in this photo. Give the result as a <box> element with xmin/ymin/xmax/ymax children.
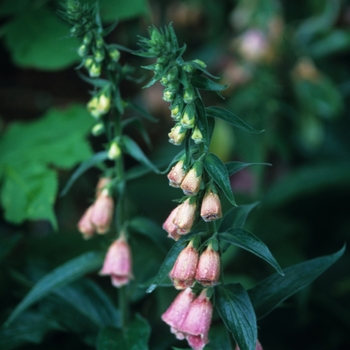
<box><xmin>0</xmin><ymin>104</ymin><xmax>93</xmax><ymax>226</ymax></box>
<box><xmin>207</xmin><ymin>323</ymin><xmax>233</xmax><ymax>350</ymax></box>
<box><xmin>0</xmin><ymin>311</ymin><xmax>60</xmax><ymax>350</ymax></box>
<box><xmin>195</xmin><ymin>98</ymin><xmax>210</xmax><ymax>148</ymax></box>
<box><xmin>3</xmin><ymin>7</ymin><xmax>80</xmax><ymax>70</ymax></box>
<box><xmin>122</xmin><ymin>118</ymin><xmax>152</xmax><ymax>149</ymax></box>
<box><xmin>97</xmin><ymin>315</ymin><xmax>150</xmax><ymax>350</ymax></box>
<box><xmin>219</xmin><ymin>202</ymin><xmax>259</xmax><ymax>233</ymax></box>
<box><xmin>60</xmin><ymin>151</ymin><xmax>108</xmax><ymax>196</ymax></box>
<box><xmin>1</xmin><ymin>165</ymin><xmax>58</xmax><ymax>229</ymax></box>
<box><xmin>146</xmin><ymin>239</ymin><xmax>189</xmax><ymax>293</ymax></box>
<box><xmin>215</xmin><ymin>283</ymin><xmax>257</xmax><ymax>350</ymax></box>
<box><xmin>127</xmin><ymin>101</ymin><xmax>158</xmax><ymax>122</ymax></box>
<box><xmin>122</xmin><ymin>135</ymin><xmax>160</xmax><ymax>174</ymax></box>
<box><xmin>5</xmin><ymin>251</ymin><xmax>105</xmax><ymax>326</ymax></box>
<box><xmin>225</xmin><ymin>161</ymin><xmax>271</xmax><ymax>176</ymax></box>
<box><xmin>98</xmin><ymin>0</ymin><xmax>148</xmax><ymax>22</ymax></box>
<box><xmin>206</xmin><ymin>107</ymin><xmax>264</xmax><ymax>134</ymax></box>
<box><xmin>249</xmin><ymin>245</ymin><xmax>346</xmax><ymax>319</ymax></box>
<box><xmin>203</xmin><ymin>153</ymin><xmax>236</xmax><ymax>206</ymax></box>
<box><xmin>0</xmin><ymin>234</ymin><xmax>22</xmax><ymax>263</ymax></box>
<box><xmin>218</xmin><ymin>229</ymin><xmax>284</xmax><ymax>275</ymax></box>
<box><xmin>128</xmin><ymin>217</ymin><xmax>171</xmax><ymax>254</ymax></box>
<box><xmin>191</xmin><ymin>76</ymin><xmax>228</xmax><ymax>91</ymax></box>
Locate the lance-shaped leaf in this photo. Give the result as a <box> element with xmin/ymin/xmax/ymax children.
<box><xmin>219</xmin><ymin>202</ymin><xmax>259</xmax><ymax>233</ymax></box>
<box><xmin>126</xmin><ymin>101</ymin><xmax>157</xmax><ymax>122</ymax></box>
<box><xmin>249</xmin><ymin>245</ymin><xmax>345</xmax><ymax>319</ymax></box>
<box><xmin>203</xmin><ymin>153</ymin><xmax>236</xmax><ymax>206</ymax></box>
<box><xmin>60</xmin><ymin>151</ymin><xmax>108</xmax><ymax>196</ymax></box>
<box><xmin>0</xmin><ymin>234</ymin><xmax>22</xmax><ymax>263</ymax></box>
<box><xmin>215</xmin><ymin>283</ymin><xmax>257</xmax><ymax>350</ymax></box>
<box><xmin>122</xmin><ymin>135</ymin><xmax>160</xmax><ymax>174</ymax></box>
<box><xmin>218</xmin><ymin>229</ymin><xmax>283</xmax><ymax>275</ymax></box>
<box><xmin>5</xmin><ymin>251</ymin><xmax>105</xmax><ymax>326</ymax></box>
<box><xmin>191</xmin><ymin>76</ymin><xmax>228</xmax><ymax>91</ymax></box>
<box><xmin>225</xmin><ymin>161</ymin><xmax>271</xmax><ymax>177</ymax></box>
<box><xmin>206</xmin><ymin>107</ymin><xmax>264</xmax><ymax>134</ymax></box>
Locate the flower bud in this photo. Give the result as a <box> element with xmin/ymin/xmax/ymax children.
<box><xmin>192</xmin><ymin>59</ymin><xmax>206</xmax><ymax>68</ymax></box>
<box><xmin>161</xmin><ymin>288</ymin><xmax>196</xmax><ymax>340</ymax></box>
<box><xmin>90</xmin><ymin>189</ymin><xmax>114</xmax><ymax>234</ymax></box>
<box><xmin>108</xmin><ymin>141</ymin><xmax>122</xmax><ymax>160</ymax></box>
<box><xmin>84</xmin><ymin>57</ymin><xmax>94</xmax><ymax>69</ymax></box>
<box><xmin>96</xmin><ymin>177</ymin><xmax>112</xmax><ymax>197</ymax></box>
<box><xmin>163</xmin><ymin>88</ymin><xmax>176</xmax><ymax>102</ymax></box>
<box><xmin>99</xmin><ymin>234</ymin><xmax>133</xmax><ymax>288</ymax></box>
<box><xmin>94</xmin><ymin>48</ymin><xmax>105</xmax><ymax>63</ymax></box>
<box><xmin>168</xmin><ymin>124</ymin><xmax>187</xmax><ymax>146</ymax></box>
<box><xmin>170</xmin><ymin>105</ymin><xmax>181</xmax><ymax>120</ymax></box>
<box><xmin>162</xmin><ymin>206</ymin><xmax>181</xmax><ymax>241</ymax></box>
<box><xmin>181</xmin><ymin>289</ymin><xmax>213</xmax><ymax>350</ymax></box>
<box><xmin>108</xmin><ymin>48</ymin><xmax>120</xmax><ymax>62</ymax></box>
<box><xmin>200</xmin><ymin>190</ymin><xmax>222</xmax><ymax>222</ymax></box>
<box><xmin>180</xmin><ymin>166</ymin><xmax>201</xmax><ymax>196</ymax></box>
<box><xmin>167</xmin><ymin>159</ymin><xmax>186</xmax><ymax>188</ymax></box>
<box><xmin>173</xmin><ymin>198</ymin><xmax>196</xmax><ymax>234</ymax></box>
<box><xmin>77</xmin><ymin>43</ymin><xmax>89</xmax><ymax>57</ymax></box>
<box><xmin>95</xmin><ymin>34</ymin><xmax>104</xmax><ymax>49</ymax></box>
<box><xmin>77</xmin><ymin>205</ymin><xmax>96</xmax><ymax>239</ymax></box>
<box><xmin>169</xmin><ymin>241</ymin><xmax>199</xmax><ymax>290</ymax></box>
<box><xmin>183</xmin><ymin>85</ymin><xmax>195</xmax><ymax>103</ymax></box>
<box><xmin>91</xmin><ymin>122</ymin><xmax>105</xmax><ymax>136</ymax></box>
<box><xmin>182</xmin><ymin>63</ymin><xmax>193</xmax><ymax>73</ymax></box>
<box><xmin>181</xmin><ymin>103</ymin><xmax>196</xmax><ymax>129</ymax></box>
<box><xmin>195</xmin><ymin>243</ymin><xmax>220</xmax><ymax>286</ymax></box>
<box><xmin>87</xmin><ymin>87</ymin><xmax>111</xmax><ymax>119</ymax></box>
<box><xmin>83</xmin><ymin>32</ymin><xmax>93</xmax><ymax>45</ymax></box>
<box><xmin>88</xmin><ymin>60</ymin><xmax>101</xmax><ymax>77</ymax></box>
<box><xmin>167</xmin><ymin>66</ymin><xmax>178</xmax><ymax>81</ymax></box>
<box><xmin>191</xmin><ymin>126</ymin><xmax>204</xmax><ymax>144</ymax></box>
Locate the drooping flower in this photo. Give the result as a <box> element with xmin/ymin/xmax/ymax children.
<box><xmin>195</xmin><ymin>243</ymin><xmax>220</xmax><ymax>287</ymax></box>
<box><xmin>169</xmin><ymin>240</ymin><xmax>199</xmax><ymax>290</ymax></box>
<box><xmin>181</xmin><ymin>289</ymin><xmax>213</xmax><ymax>350</ymax></box>
<box><xmin>200</xmin><ymin>190</ymin><xmax>222</xmax><ymax>222</ymax></box>
<box><xmin>90</xmin><ymin>189</ymin><xmax>114</xmax><ymax>234</ymax></box>
<box><xmin>173</xmin><ymin>198</ymin><xmax>197</xmax><ymax>235</ymax></box>
<box><xmin>180</xmin><ymin>167</ymin><xmax>201</xmax><ymax>196</ymax></box>
<box><xmin>99</xmin><ymin>234</ymin><xmax>133</xmax><ymax>288</ymax></box>
<box><xmin>162</xmin><ymin>288</ymin><xmax>196</xmax><ymax>340</ymax></box>
<box><xmin>77</xmin><ymin>204</ymin><xmax>96</xmax><ymax>239</ymax></box>
<box><xmin>168</xmin><ymin>124</ymin><xmax>187</xmax><ymax>145</ymax></box>
<box><xmin>167</xmin><ymin>159</ymin><xmax>187</xmax><ymax>188</ymax></box>
<box><xmin>162</xmin><ymin>206</ymin><xmax>181</xmax><ymax>240</ymax></box>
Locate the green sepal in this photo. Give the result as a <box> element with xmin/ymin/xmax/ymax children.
<box><xmin>203</xmin><ymin>153</ymin><xmax>236</xmax><ymax>206</ymax></box>
<box><xmin>218</xmin><ymin>229</ymin><xmax>284</xmax><ymax>275</ymax></box>
<box><xmin>215</xmin><ymin>283</ymin><xmax>257</xmax><ymax>350</ymax></box>
<box><xmin>206</xmin><ymin>106</ymin><xmax>264</xmax><ymax>134</ymax></box>
<box><xmin>249</xmin><ymin>245</ymin><xmax>346</xmax><ymax>319</ymax></box>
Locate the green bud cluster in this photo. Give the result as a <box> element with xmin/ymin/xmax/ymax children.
<box><xmin>138</xmin><ymin>24</ymin><xmax>205</xmax><ymax>146</ymax></box>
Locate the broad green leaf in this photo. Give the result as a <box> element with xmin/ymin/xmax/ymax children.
<box><xmin>0</xmin><ymin>311</ymin><xmax>60</xmax><ymax>350</ymax></box>
<box><xmin>218</xmin><ymin>229</ymin><xmax>284</xmax><ymax>275</ymax></box>
<box><xmin>206</xmin><ymin>107</ymin><xmax>264</xmax><ymax>134</ymax></box>
<box><xmin>215</xmin><ymin>283</ymin><xmax>257</xmax><ymax>350</ymax></box>
<box><xmin>3</xmin><ymin>7</ymin><xmax>80</xmax><ymax>70</ymax></box>
<box><xmin>5</xmin><ymin>251</ymin><xmax>105</xmax><ymax>325</ymax></box>
<box><xmin>122</xmin><ymin>135</ymin><xmax>160</xmax><ymax>174</ymax></box>
<box><xmin>97</xmin><ymin>315</ymin><xmax>150</xmax><ymax>350</ymax></box>
<box><xmin>225</xmin><ymin>161</ymin><xmax>271</xmax><ymax>176</ymax></box>
<box><xmin>203</xmin><ymin>153</ymin><xmax>236</xmax><ymax>206</ymax></box>
<box><xmin>191</xmin><ymin>76</ymin><xmax>228</xmax><ymax>91</ymax></box>
<box><xmin>249</xmin><ymin>245</ymin><xmax>345</xmax><ymax>319</ymax></box>
<box><xmin>52</xmin><ymin>279</ymin><xmax>120</xmax><ymax>328</ymax></box>
<box><xmin>207</xmin><ymin>323</ymin><xmax>233</xmax><ymax>350</ymax></box>
<box><xmin>128</xmin><ymin>217</ymin><xmax>171</xmax><ymax>253</ymax></box>
<box><xmin>0</xmin><ymin>234</ymin><xmax>22</xmax><ymax>263</ymax></box>
<box><xmin>1</xmin><ymin>164</ymin><xmax>58</xmax><ymax>229</ymax></box>
<box><xmin>60</xmin><ymin>151</ymin><xmax>108</xmax><ymax>196</ymax></box>
<box><xmin>98</xmin><ymin>0</ymin><xmax>148</xmax><ymax>22</ymax></box>
<box><xmin>219</xmin><ymin>202</ymin><xmax>259</xmax><ymax>233</ymax></box>
<box><xmin>0</xmin><ymin>104</ymin><xmax>93</xmax><ymax>226</ymax></box>
<box><xmin>146</xmin><ymin>239</ymin><xmax>189</xmax><ymax>293</ymax></box>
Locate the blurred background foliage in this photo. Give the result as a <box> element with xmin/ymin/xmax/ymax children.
<box><xmin>0</xmin><ymin>0</ymin><xmax>350</xmax><ymax>349</ymax></box>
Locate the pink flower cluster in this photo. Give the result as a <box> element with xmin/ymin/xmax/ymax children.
<box><xmin>77</xmin><ymin>177</ymin><xmax>114</xmax><ymax>239</ymax></box>
<box><xmin>170</xmin><ymin>241</ymin><xmax>220</xmax><ymax>289</ymax></box>
<box><xmin>162</xmin><ymin>288</ymin><xmax>213</xmax><ymax>350</ymax></box>
<box><xmin>163</xmin><ymin>160</ymin><xmax>222</xmax><ymax>240</ymax></box>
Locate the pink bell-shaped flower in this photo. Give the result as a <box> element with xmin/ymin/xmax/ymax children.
<box><xmin>77</xmin><ymin>204</ymin><xmax>96</xmax><ymax>239</ymax></box>
<box><xmin>99</xmin><ymin>234</ymin><xmax>133</xmax><ymax>288</ymax></box>
<box><xmin>169</xmin><ymin>240</ymin><xmax>199</xmax><ymax>290</ymax></box>
<box><xmin>195</xmin><ymin>243</ymin><xmax>220</xmax><ymax>287</ymax></box>
<box><xmin>162</xmin><ymin>206</ymin><xmax>181</xmax><ymax>240</ymax></box>
<box><xmin>167</xmin><ymin>159</ymin><xmax>187</xmax><ymax>188</ymax></box>
<box><xmin>173</xmin><ymin>198</ymin><xmax>197</xmax><ymax>235</ymax></box>
<box><xmin>90</xmin><ymin>189</ymin><xmax>114</xmax><ymax>234</ymax></box>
